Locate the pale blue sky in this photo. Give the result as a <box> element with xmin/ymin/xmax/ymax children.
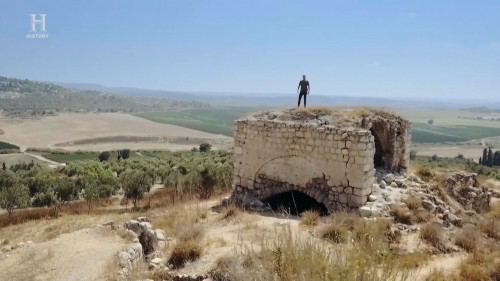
<box><xmin>0</xmin><ymin>0</ymin><xmax>499</xmax><ymax>99</ymax></box>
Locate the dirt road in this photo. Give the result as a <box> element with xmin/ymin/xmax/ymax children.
<box><xmin>0</xmin><ymin>226</ymin><xmax>127</xmax><ymax>281</ymax></box>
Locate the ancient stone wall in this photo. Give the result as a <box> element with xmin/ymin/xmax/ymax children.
<box><xmin>231</xmin><ymin>109</ymin><xmax>411</xmax><ymax>212</ymax></box>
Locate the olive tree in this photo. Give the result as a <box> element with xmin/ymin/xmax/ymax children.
<box><xmin>119</xmin><ymin>170</ymin><xmax>150</xmax><ymax>209</ymax></box>
<box><xmin>0</xmin><ymin>171</ymin><xmax>30</xmax><ymax>223</ymax></box>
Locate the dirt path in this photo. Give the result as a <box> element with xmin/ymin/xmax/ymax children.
<box><xmin>23</xmin><ymin>151</ymin><xmax>66</xmax><ymax>167</ymax></box>
<box><xmin>413</xmin><ymin>253</ymin><xmax>467</xmax><ymax>281</ymax></box>
<box><xmin>0</xmin><ymin>226</ymin><xmax>127</xmax><ymax>281</ymax></box>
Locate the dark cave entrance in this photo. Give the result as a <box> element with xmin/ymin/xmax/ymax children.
<box><xmin>373</xmin><ymin>135</ymin><xmax>385</xmax><ymax>167</ymax></box>
<box><xmin>371</xmin><ymin>129</ymin><xmax>386</xmax><ymax>168</ymax></box>
<box><xmin>263</xmin><ymin>190</ymin><xmax>328</xmax><ymax>216</ymax></box>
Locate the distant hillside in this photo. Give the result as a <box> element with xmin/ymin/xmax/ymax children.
<box><xmin>57</xmin><ymin>81</ymin><xmax>500</xmax><ymax>109</ymax></box>
<box><xmin>0</xmin><ymin>76</ymin><xmax>208</xmax><ymax>117</ymax></box>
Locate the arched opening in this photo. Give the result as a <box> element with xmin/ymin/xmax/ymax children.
<box><xmin>370</xmin><ymin>128</ymin><xmax>386</xmax><ymax>168</ymax></box>
<box><xmin>263</xmin><ymin>190</ymin><xmax>328</xmax><ymax>216</ymax></box>
<box><xmin>373</xmin><ymin>134</ymin><xmax>385</xmax><ymax>167</ymax></box>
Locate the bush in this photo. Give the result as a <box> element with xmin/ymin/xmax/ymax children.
<box><xmin>420</xmin><ymin>222</ymin><xmax>445</xmax><ymax>251</ymax></box>
<box><xmin>300</xmin><ymin>210</ymin><xmax>320</xmax><ymax>226</ymax></box>
<box><xmin>454</xmin><ymin>226</ymin><xmax>482</xmax><ymax>252</ymax></box>
<box><xmin>199</xmin><ymin>143</ymin><xmax>211</xmax><ymax>153</ymax></box>
<box><xmin>351</xmin><ymin>217</ymin><xmax>397</xmax><ymax>244</ymax></box>
<box><xmin>168</xmin><ymin>240</ymin><xmax>202</xmax><ymax>269</ymax></box>
<box><xmin>32</xmin><ymin>191</ymin><xmax>56</xmax><ymax>207</ymax></box>
<box><xmin>98</xmin><ymin>151</ymin><xmax>111</xmax><ymax>162</ymax></box>
<box><xmin>415</xmin><ymin>210</ymin><xmax>434</xmax><ymax>223</ymax></box>
<box><xmin>403</xmin><ymin>196</ymin><xmax>422</xmax><ymax>210</ymax></box>
<box><xmin>417</xmin><ymin>166</ymin><xmax>435</xmax><ymax>182</ymax></box>
<box><xmin>220</xmin><ymin>205</ymin><xmax>241</xmax><ymax>221</ymax></box>
<box><xmin>118</xmin><ymin>149</ymin><xmax>130</xmax><ymax>160</ymax></box>
<box><xmin>390</xmin><ymin>204</ymin><xmax>414</xmax><ymax>225</ymax></box>
<box><xmin>480</xmin><ymin>218</ymin><xmax>500</xmax><ymax>240</ymax></box>
<box><xmin>196</xmin><ymin>167</ymin><xmax>216</xmax><ymax>200</ymax></box>
<box><xmin>318</xmin><ymin>223</ymin><xmax>348</xmax><ymax>243</ymax></box>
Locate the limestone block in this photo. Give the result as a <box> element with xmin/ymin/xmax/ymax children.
<box><xmin>349</xmin><ymin>195</ymin><xmax>368</xmax><ymax>207</ymax></box>
<box><xmin>343</xmin><ymin>187</ymin><xmax>353</xmax><ymax>194</ymax></box>
<box><xmin>353</xmin><ymin>187</ymin><xmax>371</xmax><ymax>197</ymax></box>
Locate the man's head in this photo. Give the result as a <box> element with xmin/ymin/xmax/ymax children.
<box><xmin>302</xmin><ymin>74</ymin><xmax>306</xmax><ymax>80</ymax></box>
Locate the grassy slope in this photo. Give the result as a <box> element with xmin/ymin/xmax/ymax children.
<box><xmin>0</xmin><ymin>141</ymin><xmax>20</xmax><ymax>150</ymax></box>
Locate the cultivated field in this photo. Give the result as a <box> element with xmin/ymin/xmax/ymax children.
<box><xmin>136</xmin><ymin>107</ymin><xmax>500</xmax><ymax>145</ymax></box>
<box><xmin>135</xmin><ymin>107</ymin><xmax>261</xmax><ymax>136</ymax></box>
<box><xmin>0</xmin><ymin>113</ymin><xmax>232</xmax><ymax>152</ymax></box>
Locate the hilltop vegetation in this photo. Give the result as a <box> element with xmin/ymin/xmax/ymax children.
<box><xmin>0</xmin><ymin>76</ymin><xmax>208</xmax><ymax>116</ymax></box>
<box><xmin>0</xmin><ymin>141</ymin><xmax>19</xmax><ymax>154</ymax></box>
<box><xmin>0</xmin><ymin>147</ymin><xmax>232</xmax><ymax>225</ymax></box>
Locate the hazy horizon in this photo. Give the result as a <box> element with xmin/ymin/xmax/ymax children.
<box><xmin>1</xmin><ymin>1</ymin><xmax>499</xmax><ymax>100</ymax></box>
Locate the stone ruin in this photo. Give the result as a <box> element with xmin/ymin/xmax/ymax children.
<box><xmin>230</xmin><ymin>107</ymin><xmax>412</xmax><ymax>213</ymax></box>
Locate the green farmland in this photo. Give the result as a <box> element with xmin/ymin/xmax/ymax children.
<box><xmin>136</xmin><ymin>107</ymin><xmax>500</xmax><ymax>144</ymax></box>
<box><xmin>135</xmin><ymin>107</ymin><xmax>259</xmax><ymax>136</ymax></box>
<box><xmin>38</xmin><ymin>150</ymin><xmax>138</xmax><ymax>163</ymax></box>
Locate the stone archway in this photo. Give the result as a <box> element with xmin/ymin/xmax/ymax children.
<box><xmin>263</xmin><ymin>190</ymin><xmax>329</xmax><ymax>215</ymax></box>
<box><xmin>370</xmin><ymin>127</ymin><xmax>390</xmax><ymax>168</ymax></box>
<box><xmin>252</xmin><ymin>156</ymin><xmax>334</xmax><ymax>212</ymax></box>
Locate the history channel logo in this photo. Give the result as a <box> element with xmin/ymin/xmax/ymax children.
<box><xmin>26</xmin><ymin>14</ymin><xmax>49</xmax><ymax>39</ymax></box>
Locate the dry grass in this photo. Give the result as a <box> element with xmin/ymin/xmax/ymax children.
<box><xmin>425</xmin><ymin>269</ymin><xmax>448</xmax><ymax>281</ymax></box>
<box><xmin>318</xmin><ymin>212</ymin><xmax>360</xmax><ymax>243</ymax></box>
<box><xmin>177</xmin><ymin>224</ymin><xmax>204</xmax><ymax>243</ymax></box>
<box><xmin>458</xmin><ymin>264</ymin><xmax>491</xmax><ymax>281</ymax></box>
<box><xmin>351</xmin><ymin>217</ymin><xmax>398</xmax><ymax>244</ymax></box>
<box><xmin>453</xmin><ymin>245</ymin><xmax>500</xmax><ymax>281</ymax></box>
<box><xmin>454</xmin><ymin>225</ymin><xmax>483</xmax><ymax>252</ymax></box>
<box><xmin>209</xmin><ymin>225</ymin><xmax>411</xmax><ymax>281</ymax></box>
<box><xmin>390</xmin><ymin>204</ymin><xmax>414</xmax><ymax>225</ymax></box>
<box><xmin>420</xmin><ymin>222</ymin><xmax>446</xmax><ymax>252</ymax></box>
<box><xmin>154</xmin><ymin>204</ymin><xmax>206</xmax><ymax>270</ymax></box>
<box><xmin>416</xmin><ymin>166</ymin><xmax>436</xmax><ymax>182</ymax></box>
<box><xmin>415</xmin><ymin>210</ymin><xmax>434</xmax><ymax>223</ymax></box>
<box><xmin>480</xmin><ymin>217</ymin><xmax>500</xmax><ymax>240</ymax></box>
<box><xmin>489</xmin><ymin>202</ymin><xmax>500</xmax><ymax>219</ymax></box>
<box><xmin>403</xmin><ymin>196</ymin><xmax>423</xmax><ymax>210</ymax></box>
<box><xmin>273</xmin><ymin>107</ymin><xmax>399</xmax><ymax>125</ymax></box>
<box><xmin>142</xmin><ymin>188</ymin><xmax>198</xmax><ymax>210</ymax></box>
<box><xmin>318</xmin><ymin>223</ymin><xmax>349</xmax><ymax>243</ymax></box>
<box><xmin>480</xmin><ymin>203</ymin><xmax>500</xmax><ymax>240</ymax></box>
<box><xmin>154</xmin><ymin>204</ymin><xmax>208</xmax><ymax>238</ymax></box>
<box><xmin>168</xmin><ymin>240</ymin><xmax>203</xmax><ymax>269</ymax></box>
<box><xmin>300</xmin><ymin>210</ymin><xmax>320</xmax><ymax>226</ymax></box>
<box><xmin>219</xmin><ymin>205</ymin><xmax>241</xmax><ymax>221</ymax></box>
<box><xmin>0</xmin><ymin>198</ymin><xmax>121</xmax><ymax>228</ymax></box>
<box><xmin>0</xmin><ymin>211</ymin><xmax>135</xmax><ymax>244</ymax></box>
<box><xmin>396</xmin><ymin>251</ymin><xmax>432</xmax><ymax>269</ymax></box>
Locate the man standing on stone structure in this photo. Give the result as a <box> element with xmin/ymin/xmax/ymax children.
<box><xmin>297</xmin><ymin>74</ymin><xmax>310</xmax><ymax>108</ymax></box>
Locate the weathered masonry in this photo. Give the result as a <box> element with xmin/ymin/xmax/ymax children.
<box><xmin>231</xmin><ymin>108</ymin><xmax>411</xmax><ymax>212</ymax></box>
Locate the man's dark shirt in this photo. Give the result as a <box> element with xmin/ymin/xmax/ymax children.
<box><xmin>299</xmin><ymin>80</ymin><xmax>309</xmax><ymax>93</ymax></box>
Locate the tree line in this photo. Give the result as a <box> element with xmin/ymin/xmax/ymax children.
<box><xmin>0</xmin><ymin>146</ymin><xmax>232</xmax><ymax>223</ymax></box>
<box><xmin>478</xmin><ymin>147</ymin><xmax>500</xmax><ymax>167</ymax></box>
